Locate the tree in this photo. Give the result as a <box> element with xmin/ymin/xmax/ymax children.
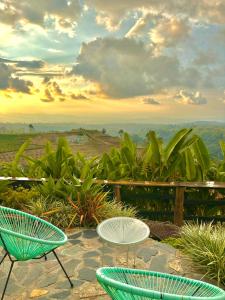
<box><xmin>28</xmin><ymin>124</ymin><xmax>34</xmax><ymax>132</ymax></box>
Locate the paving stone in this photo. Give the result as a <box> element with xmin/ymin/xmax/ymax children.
<box><xmin>98</xmin><ymin>246</ymin><xmax>112</xmax><ymax>254</ymax></box>
<box><xmin>83</xmin><ymin>230</ymin><xmax>98</xmax><ymax>239</ymax></box>
<box><xmin>155</xmin><ymin>242</ymin><xmax>177</xmax><ymax>254</ymax></box>
<box><xmin>84</xmin><ymin>258</ymin><xmax>100</xmax><ymax>268</ymax></box>
<box><xmin>69</xmin><ymin>239</ymin><xmax>83</xmax><ymax>246</ymax></box>
<box><xmin>60</xmin><ymin>259</ymin><xmax>80</xmax><ymax>276</ymax></box>
<box><xmin>4</xmin><ymin>281</ymin><xmax>23</xmax><ymax>296</ymax></box>
<box><xmin>102</xmin><ymin>255</ymin><xmax>114</xmax><ymax>266</ymax></box>
<box><xmin>22</xmin><ymin>265</ymin><xmax>44</xmax><ymax>285</ymax></box>
<box><xmin>69</xmin><ymin>231</ymin><xmax>82</xmax><ymax>240</ymax></box>
<box><xmin>51</xmin><ymin>290</ymin><xmax>72</xmax><ymax>299</ymax></box>
<box><xmin>55</xmin><ymin>279</ymin><xmax>83</xmax><ymax>289</ymax></box>
<box><xmin>83</xmin><ymin>251</ymin><xmax>99</xmax><ymax>258</ymax></box>
<box><xmin>79</xmin><ymin>268</ymin><xmax>96</xmax><ymax>282</ymax></box>
<box><xmin>149</xmin><ymin>254</ymin><xmax>170</xmax><ymax>273</ymax></box>
<box><xmin>137</xmin><ymin>248</ymin><xmax>158</xmax><ymax>263</ymax></box>
<box><xmin>61</xmin><ymin>245</ymin><xmax>83</xmax><ymax>256</ymax></box>
<box><xmin>38</xmin><ymin>274</ymin><xmax>58</xmax><ymax>288</ymax></box>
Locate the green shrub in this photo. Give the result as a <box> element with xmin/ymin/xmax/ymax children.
<box><xmin>0</xmin><ymin>186</ymin><xmax>39</xmax><ymax>210</ymax></box>
<box><xmin>180</xmin><ymin>222</ymin><xmax>225</xmax><ymax>286</ymax></box>
<box><xmin>161</xmin><ymin>237</ymin><xmax>183</xmax><ymax>249</ymax></box>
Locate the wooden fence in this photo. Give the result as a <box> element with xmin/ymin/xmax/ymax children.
<box><xmin>1</xmin><ymin>177</ymin><xmax>225</xmax><ymax>227</ymax></box>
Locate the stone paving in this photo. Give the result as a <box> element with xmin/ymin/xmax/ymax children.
<box><xmin>0</xmin><ymin>229</ymin><xmax>206</xmax><ymax>300</ymax></box>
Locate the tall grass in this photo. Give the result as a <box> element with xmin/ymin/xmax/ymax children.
<box><xmin>180</xmin><ymin>223</ymin><xmax>225</xmax><ymax>286</ymax></box>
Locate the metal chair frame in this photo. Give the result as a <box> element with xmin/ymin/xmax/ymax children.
<box><xmin>0</xmin><ymin>229</ymin><xmax>73</xmax><ymax>300</ymax></box>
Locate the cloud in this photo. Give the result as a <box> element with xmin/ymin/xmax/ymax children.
<box><xmin>0</xmin><ymin>0</ymin><xmax>82</xmax><ymax>36</ymax></box>
<box><xmin>142</xmin><ymin>98</ymin><xmax>160</xmax><ymax>105</ymax></box>
<box><xmin>16</xmin><ymin>60</ymin><xmax>45</xmax><ymax>69</ymax></box>
<box><xmin>221</xmin><ymin>90</ymin><xmax>225</xmax><ymax>104</ymax></box>
<box><xmin>193</xmin><ymin>51</ymin><xmax>216</xmax><ymax>65</ymax></box>
<box><xmin>126</xmin><ymin>12</ymin><xmax>157</xmax><ymax>38</ymax></box>
<box><xmin>43</xmin><ymin>88</ymin><xmax>54</xmax><ymax>102</ymax></box>
<box><xmin>0</xmin><ymin>62</ymin><xmax>33</xmax><ymax>93</ymax></box>
<box><xmin>86</xmin><ymin>1</ymin><xmax>225</xmax><ymax>31</ymax></box>
<box><xmin>175</xmin><ymin>90</ymin><xmax>207</xmax><ymax>105</ymax></box>
<box><xmin>150</xmin><ymin>18</ymin><xmax>190</xmax><ymax>50</ymax></box>
<box><xmin>71</xmin><ymin>37</ymin><xmax>181</xmax><ymax>98</ymax></box>
<box><xmin>70</xmin><ymin>93</ymin><xmax>88</xmax><ymax>100</ymax></box>
<box><xmin>0</xmin><ymin>57</ymin><xmax>45</xmax><ymax>69</ymax></box>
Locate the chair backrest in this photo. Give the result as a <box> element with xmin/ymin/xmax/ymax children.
<box><xmin>96</xmin><ymin>267</ymin><xmax>225</xmax><ymax>300</ymax></box>
<box><xmin>97</xmin><ymin>217</ymin><xmax>150</xmax><ymax>245</ymax></box>
<box><xmin>0</xmin><ymin>206</ymin><xmax>67</xmax><ymax>261</ymax></box>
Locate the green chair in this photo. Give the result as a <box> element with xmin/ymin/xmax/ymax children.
<box><xmin>0</xmin><ymin>206</ymin><xmax>73</xmax><ymax>300</ymax></box>
<box><xmin>96</xmin><ymin>267</ymin><xmax>225</xmax><ymax>300</ymax></box>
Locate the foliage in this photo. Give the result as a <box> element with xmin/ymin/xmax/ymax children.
<box><xmin>142</xmin><ymin>129</ymin><xmax>210</xmax><ymax>181</ymax></box>
<box><xmin>98</xmin><ymin>132</ymin><xmax>142</xmax><ymax>180</ymax></box>
<box><xmin>161</xmin><ymin>237</ymin><xmax>183</xmax><ymax>249</ymax></box>
<box><xmin>180</xmin><ymin>222</ymin><xmax>225</xmax><ymax>286</ymax></box>
<box><xmin>25</xmin><ymin>137</ymin><xmax>74</xmax><ymax>178</ymax></box>
<box><xmin>34</xmin><ymin>176</ymin><xmax>136</xmax><ymax>227</ymax></box>
<box><xmin>97</xmin><ymin>129</ymin><xmax>211</xmax><ymax>181</ymax></box>
<box><xmin>0</xmin><ymin>186</ymin><xmax>39</xmax><ymax>210</ymax></box>
<box><xmin>1</xmin><ymin>140</ymin><xmax>30</xmax><ymax>176</ymax></box>
<box><xmin>56</xmin><ymin>176</ymin><xmax>136</xmax><ymax>227</ymax></box>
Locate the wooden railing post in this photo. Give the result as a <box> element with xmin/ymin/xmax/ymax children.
<box><xmin>114</xmin><ymin>185</ymin><xmax>121</xmax><ymax>203</ymax></box>
<box><xmin>174</xmin><ymin>187</ymin><xmax>185</xmax><ymax>227</ymax></box>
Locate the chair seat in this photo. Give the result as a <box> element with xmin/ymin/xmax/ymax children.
<box><xmin>97</xmin><ymin>217</ymin><xmax>150</xmax><ymax>245</ymax></box>
<box><xmin>0</xmin><ymin>206</ymin><xmax>67</xmax><ymax>260</ymax></box>
<box><xmin>97</xmin><ymin>267</ymin><xmax>225</xmax><ymax>300</ymax></box>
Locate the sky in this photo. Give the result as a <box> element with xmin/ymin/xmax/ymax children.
<box><xmin>0</xmin><ymin>0</ymin><xmax>225</xmax><ymax>124</ymax></box>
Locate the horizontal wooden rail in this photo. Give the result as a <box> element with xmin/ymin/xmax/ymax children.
<box><xmin>1</xmin><ymin>177</ymin><xmax>225</xmax><ymax>227</ymax></box>
<box><xmin>1</xmin><ymin>176</ymin><xmax>225</xmax><ymax>188</ymax></box>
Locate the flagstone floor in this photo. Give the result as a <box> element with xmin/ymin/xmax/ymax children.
<box><xmin>0</xmin><ymin>229</ymin><xmax>206</xmax><ymax>300</ymax></box>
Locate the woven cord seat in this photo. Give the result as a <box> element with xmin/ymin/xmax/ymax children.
<box><xmin>97</xmin><ymin>217</ymin><xmax>150</xmax><ymax>266</ymax></box>
<box><xmin>0</xmin><ymin>206</ymin><xmax>73</xmax><ymax>299</ymax></box>
<box><xmin>96</xmin><ymin>267</ymin><xmax>225</xmax><ymax>300</ymax></box>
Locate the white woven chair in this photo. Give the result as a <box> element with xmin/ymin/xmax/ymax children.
<box><xmin>97</xmin><ymin>217</ymin><xmax>150</xmax><ymax>266</ymax></box>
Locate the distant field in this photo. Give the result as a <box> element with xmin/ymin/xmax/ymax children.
<box><xmin>0</xmin><ymin>130</ymin><xmax>120</xmax><ymax>162</ymax></box>
<box><xmin>0</xmin><ymin>134</ymin><xmax>38</xmax><ymax>153</ymax></box>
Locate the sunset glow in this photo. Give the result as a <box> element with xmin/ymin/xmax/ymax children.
<box><xmin>0</xmin><ymin>1</ymin><xmax>225</xmax><ymax>123</ymax></box>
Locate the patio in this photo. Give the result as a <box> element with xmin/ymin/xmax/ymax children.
<box><xmin>0</xmin><ymin>229</ymin><xmax>206</xmax><ymax>300</ymax></box>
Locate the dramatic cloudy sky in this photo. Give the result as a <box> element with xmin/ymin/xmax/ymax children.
<box><xmin>0</xmin><ymin>0</ymin><xmax>225</xmax><ymax>123</ymax></box>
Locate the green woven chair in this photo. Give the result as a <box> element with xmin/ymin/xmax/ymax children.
<box><xmin>0</xmin><ymin>206</ymin><xmax>73</xmax><ymax>300</ymax></box>
<box><xmin>96</xmin><ymin>267</ymin><xmax>225</xmax><ymax>300</ymax></box>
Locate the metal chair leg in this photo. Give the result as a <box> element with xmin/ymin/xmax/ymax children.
<box><xmin>126</xmin><ymin>246</ymin><xmax>129</xmax><ymax>267</ymax></box>
<box><xmin>1</xmin><ymin>261</ymin><xmax>14</xmax><ymax>300</ymax></box>
<box><xmin>0</xmin><ymin>252</ymin><xmax>7</xmax><ymax>266</ymax></box>
<box><xmin>133</xmin><ymin>247</ymin><xmax>136</xmax><ymax>268</ymax></box>
<box><xmin>52</xmin><ymin>250</ymin><xmax>73</xmax><ymax>288</ymax></box>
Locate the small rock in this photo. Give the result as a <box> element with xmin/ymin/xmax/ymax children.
<box><xmin>30</xmin><ymin>289</ymin><xmax>48</xmax><ymax>298</ymax></box>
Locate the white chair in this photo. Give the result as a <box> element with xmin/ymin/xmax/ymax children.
<box><xmin>97</xmin><ymin>217</ymin><xmax>150</xmax><ymax>267</ymax></box>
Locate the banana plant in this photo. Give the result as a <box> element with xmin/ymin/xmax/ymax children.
<box><xmin>98</xmin><ymin>133</ymin><xmax>142</xmax><ymax>180</ymax></box>
<box><xmin>214</xmin><ymin>141</ymin><xmax>225</xmax><ymax>181</ymax></box>
<box><xmin>140</xmin><ymin>129</ymin><xmax>210</xmax><ymax>181</ymax></box>
<box><xmin>25</xmin><ymin>137</ymin><xmax>74</xmax><ymax>178</ymax></box>
<box><xmin>1</xmin><ymin>139</ymin><xmax>30</xmax><ymax>176</ymax></box>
